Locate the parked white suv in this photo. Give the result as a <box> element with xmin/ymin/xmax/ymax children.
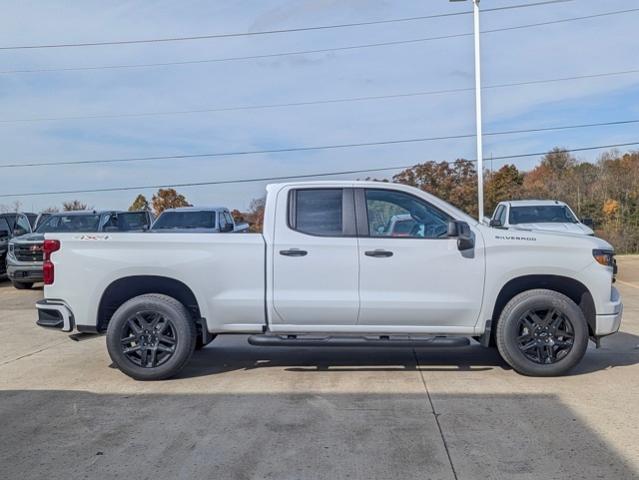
<box><xmin>36</xmin><ymin>182</ymin><xmax>621</xmax><ymax>380</ymax></box>
<box><xmin>491</xmin><ymin>200</ymin><xmax>594</xmax><ymax>235</ymax></box>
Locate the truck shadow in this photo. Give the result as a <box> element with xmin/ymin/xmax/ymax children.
<box><xmin>0</xmin><ymin>390</ymin><xmax>636</xmax><ymax>479</ymax></box>
<box><xmin>180</xmin><ymin>331</ymin><xmax>639</xmax><ymax>379</ymax></box>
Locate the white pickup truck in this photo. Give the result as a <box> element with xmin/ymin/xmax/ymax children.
<box><xmin>36</xmin><ymin>181</ymin><xmax>622</xmax><ymax>380</ymax></box>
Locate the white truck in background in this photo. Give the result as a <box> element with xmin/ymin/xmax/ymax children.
<box><xmin>36</xmin><ymin>181</ymin><xmax>622</xmax><ymax>380</ymax></box>
<box><xmin>490</xmin><ymin>200</ymin><xmax>595</xmax><ymax>235</ymax></box>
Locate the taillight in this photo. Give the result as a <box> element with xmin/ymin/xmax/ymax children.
<box><xmin>43</xmin><ymin>239</ymin><xmax>60</xmax><ymax>285</ymax></box>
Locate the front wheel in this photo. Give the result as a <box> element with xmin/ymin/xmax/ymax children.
<box><xmin>495</xmin><ymin>289</ymin><xmax>589</xmax><ymax>376</ymax></box>
<box><xmin>106</xmin><ymin>294</ymin><xmax>196</xmax><ymax>381</ymax></box>
<box><xmin>12</xmin><ymin>281</ymin><xmax>33</xmax><ymax>290</ymax></box>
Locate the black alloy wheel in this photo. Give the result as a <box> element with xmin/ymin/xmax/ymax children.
<box><xmin>516</xmin><ymin>308</ymin><xmax>575</xmax><ymax>364</ymax></box>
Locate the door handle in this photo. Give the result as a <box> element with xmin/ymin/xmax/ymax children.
<box><xmin>365</xmin><ymin>249</ymin><xmax>393</xmax><ymax>258</ymax></box>
<box><xmin>279</xmin><ymin>248</ymin><xmax>308</xmax><ymax>257</ymax></box>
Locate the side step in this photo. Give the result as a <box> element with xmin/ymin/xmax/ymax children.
<box><xmin>247</xmin><ymin>334</ymin><xmax>470</xmax><ymax>348</ymax></box>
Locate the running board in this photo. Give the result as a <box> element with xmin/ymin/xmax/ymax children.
<box><xmin>247</xmin><ymin>334</ymin><xmax>470</xmax><ymax>348</ymax></box>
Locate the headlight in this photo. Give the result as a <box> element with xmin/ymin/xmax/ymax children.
<box><xmin>593</xmin><ymin>249</ymin><xmax>614</xmax><ymax>267</ymax></box>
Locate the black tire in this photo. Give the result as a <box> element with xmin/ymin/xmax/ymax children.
<box><xmin>495</xmin><ymin>289</ymin><xmax>589</xmax><ymax>376</ymax></box>
<box><xmin>106</xmin><ymin>293</ymin><xmax>196</xmax><ymax>381</ymax></box>
<box><xmin>12</xmin><ymin>281</ymin><xmax>33</xmax><ymax>290</ymax></box>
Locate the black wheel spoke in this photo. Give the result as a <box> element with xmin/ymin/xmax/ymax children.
<box><xmin>515</xmin><ymin>307</ymin><xmax>574</xmax><ymax>365</ymax></box>
<box><xmin>120</xmin><ymin>310</ymin><xmax>178</xmax><ymax>369</ymax></box>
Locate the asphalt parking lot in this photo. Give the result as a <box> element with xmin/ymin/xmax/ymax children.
<box><xmin>1</xmin><ymin>258</ymin><xmax>638</xmax><ymax>480</ymax></box>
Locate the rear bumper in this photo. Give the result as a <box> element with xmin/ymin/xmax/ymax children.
<box><xmin>595</xmin><ymin>286</ymin><xmax>623</xmax><ymax>336</ymax></box>
<box><xmin>36</xmin><ymin>299</ymin><xmax>75</xmax><ymax>332</ymax></box>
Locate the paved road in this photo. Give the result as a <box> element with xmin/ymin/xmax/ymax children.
<box><xmin>1</xmin><ymin>258</ymin><xmax>638</xmax><ymax>479</ymax></box>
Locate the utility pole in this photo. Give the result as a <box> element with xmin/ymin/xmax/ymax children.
<box><xmin>451</xmin><ymin>0</ymin><xmax>484</xmax><ymax>221</ymax></box>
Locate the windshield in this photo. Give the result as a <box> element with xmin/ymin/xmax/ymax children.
<box><xmin>152</xmin><ymin>211</ymin><xmax>216</xmax><ymax>230</ymax></box>
<box><xmin>509</xmin><ymin>205</ymin><xmax>578</xmax><ymax>224</ymax></box>
<box><xmin>36</xmin><ymin>214</ymin><xmax>101</xmax><ymax>233</ymax></box>
<box><xmin>116</xmin><ymin>212</ymin><xmax>150</xmax><ymax>231</ymax></box>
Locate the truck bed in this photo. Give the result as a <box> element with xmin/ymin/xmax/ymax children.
<box><xmin>45</xmin><ymin>232</ymin><xmax>267</xmax><ymax>332</ymax></box>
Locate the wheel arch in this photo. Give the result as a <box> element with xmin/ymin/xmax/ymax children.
<box><xmin>491</xmin><ymin>275</ymin><xmax>596</xmax><ymax>342</ymax></box>
<box><xmin>97</xmin><ymin>275</ymin><xmax>202</xmax><ymax>332</ymax></box>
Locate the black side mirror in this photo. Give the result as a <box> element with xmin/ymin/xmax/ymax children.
<box><xmin>447</xmin><ymin>221</ymin><xmax>475</xmax><ymax>251</ymax></box>
<box><xmin>581</xmin><ymin>218</ymin><xmax>594</xmax><ymax>228</ymax></box>
<box><xmin>222</xmin><ymin>222</ymin><xmax>233</xmax><ymax>232</ymax></box>
<box><xmin>13</xmin><ymin>227</ymin><xmax>27</xmax><ymax>237</ymax></box>
<box><xmin>489</xmin><ymin>219</ymin><xmax>502</xmax><ymax>228</ymax></box>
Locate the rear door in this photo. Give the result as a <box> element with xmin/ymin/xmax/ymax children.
<box><xmin>356</xmin><ymin>187</ymin><xmax>484</xmax><ymax>329</ymax></box>
<box><xmin>271</xmin><ymin>187</ymin><xmax>360</xmax><ymax>326</ymax></box>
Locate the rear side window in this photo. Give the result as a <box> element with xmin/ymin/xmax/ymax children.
<box><xmin>290</xmin><ymin>189</ymin><xmax>343</xmax><ymax>236</ymax></box>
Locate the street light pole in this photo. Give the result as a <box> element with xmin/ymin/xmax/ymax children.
<box><xmin>450</xmin><ymin>0</ymin><xmax>484</xmax><ymax>221</ymax></box>
<box><xmin>472</xmin><ymin>0</ymin><xmax>484</xmax><ymax>222</ymax></box>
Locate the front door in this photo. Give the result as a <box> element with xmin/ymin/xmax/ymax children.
<box><xmin>271</xmin><ymin>187</ymin><xmax>360</xmax><ymax>327</ymax></box>
<box><xmin>357</xmin><ymin>188</ymin><xmax>484</xmax><ymax>329</ymax></box>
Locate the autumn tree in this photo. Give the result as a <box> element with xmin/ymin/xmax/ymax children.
<box><xmin>522</xmin><ymin>148</ymin><xmax>577</xmax><ymax>200</ymax></box>
<box><xmin>151</xmin><ymin>188</ymin><xmax>191</xmax><ymax>215</ymax></box>
<box><xmin>484</xmin><ymin>164</ymin><xmax>524</xmax><ymax>214</ymax></box>
<box><xmin>393</xmin><ymin>159</ymin><xmax>478</xmax><ymax>216</ymax></box>
<box><xmin>129</xmin><ymin>194</ymin><xmax>151</xmax><ymax>212</ymax></box>
<box><xmin>62</xmin><ymin>200</ymin><xmax>89</xmax><ymax>211</ymax></box>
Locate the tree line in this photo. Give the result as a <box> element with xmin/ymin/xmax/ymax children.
<box><xmin>2</xmin><ymin>147</ymin><xmax>637</xmax><ymax>252</ymax></box>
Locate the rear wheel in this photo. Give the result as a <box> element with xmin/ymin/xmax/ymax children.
<box><xmin>496</xmin><ymin>289</ymin><xmax>589</xmax><ymax>376</ymax></box>
<box><xmin>12</xmin><ymin>281</ymin><xmax>33</xmax><ymax>290</ymax></box>
<box><xmin>106</xmin><ymin>294</ymin><xmax>196</xmax><ymax>381</ymax></box>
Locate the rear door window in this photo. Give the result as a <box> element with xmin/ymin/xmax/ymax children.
<box><xmin>290</xmin><ymin>189</ymin><xmax>344</xmax><ymax>236</ymax></box>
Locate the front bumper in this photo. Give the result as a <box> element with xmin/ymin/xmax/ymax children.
<box><xmin>7</xmin><ymin>260</ymin><xmax>43</xmax><ymax>282</ymax></box>
<box><xmin>595</xmin><ymin>286</ymin><xmax>623</xmax><ymax>337</ymax></box>
<box><xmin>36</xmin><ymin>299</ymin><xmax>75</xmax><ymax>332</ymax></box>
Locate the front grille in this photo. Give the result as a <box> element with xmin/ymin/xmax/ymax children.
<box><xmin>15</xmin><ymin>243</ymin><xmax>43</xmax><ymax>262</ymax></box>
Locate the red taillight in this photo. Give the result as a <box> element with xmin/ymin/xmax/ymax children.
<box><xmin>43</xmin><ymin>240</ymin><xmax>60</xmax><ymax>285</ymax></box>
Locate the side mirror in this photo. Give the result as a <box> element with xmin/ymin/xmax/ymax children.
<box><xmin>581</xmin><ymin>218</ymin><xmax>594</xmax><ymax>228</ymax></box>
<box><xmin>447</xmin><ymin>221</ymin><xmax>475</xmax><ymax>251</ymax></box>
<box><xmin>489</xmin><ymin>219</ymin><xmax>502</xmax><ymax>228</ymax></box>
<box><xmin>221</xmin><ymin>222</ymin><xmax>233</xmax><ymax>233</ymax></box>
<box><xmin>13</xmin><ymin>227</ymin><xmax>27</xmax><ymax>237</ymax></box>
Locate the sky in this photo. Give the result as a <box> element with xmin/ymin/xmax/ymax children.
<box><xmin>0</xmin><ymin>0</ymin><xmax>638</xmax><ymax>213</ymax></box>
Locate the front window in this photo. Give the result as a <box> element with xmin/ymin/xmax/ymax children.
<box><xmin>509</xmin><ymin>205</ymin><xmax>578</xmax><ymax>224</ymax></box>
<box><xmin>152</xmin><ymin>211</ymin><xmax>216</xmax><ymax>230</ymax></box>
<box><xmin>36</xmin><ymin>214</ymin><xmax>101</xmax><ymax>233</ymax></box>
<box><xmin>365</xmin><ymin>189</ymin><xmax>451</xmax><ymax>238</ymax></box>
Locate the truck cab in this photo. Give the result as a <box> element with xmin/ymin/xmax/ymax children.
<box><xmin>491</xmin><ymin>200</ymin><xmax>594</xmax><ymax>235</ymax></box>
<box><xmin>151</xmin><ymin>206</ymin><xmax>249</xmax><ymax>233</ymax></box>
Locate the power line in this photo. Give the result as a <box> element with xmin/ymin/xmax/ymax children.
<box><xmin>1</xmin><ymin>119</ymin><xmax>638</xmax><ymax>169</ymax></box>
<box><xmin>1</xmin><ymin>140</ymin><xmax>637</xmax><ymax>198</ymax></box>
<box><xmin>0</xmin><ymin>0</ymin><xmax>573</xmax><ymax>51</ymax></box>
<box><xmin>2</xmin><ymin>6</ymin><xmax>634</xmax><ymax>75</ymax></box>
<box><xmin>2</xmin><ymin>68</ymin><xmax>639</xmax><ymax>124</ymax></box>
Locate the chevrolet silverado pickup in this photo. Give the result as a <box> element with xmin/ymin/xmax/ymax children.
<box><xmin>36</xmin><ymin>181</ymin><xmax>622</xmax><ymax>380</ymax></box>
